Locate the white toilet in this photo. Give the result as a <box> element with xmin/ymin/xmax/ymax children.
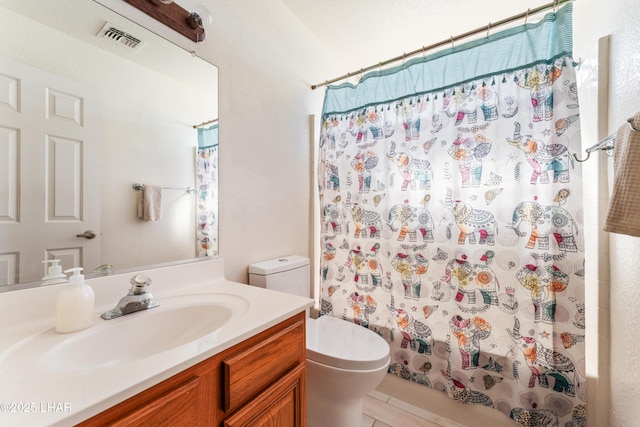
<box><xmin>249</xmin><ymin>256</ymin><xmax>390</xmax><ymax>427</ymax></box>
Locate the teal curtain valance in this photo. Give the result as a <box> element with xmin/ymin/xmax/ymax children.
<box><xmin>198</xmin><ymin>123</ymin><xmax>219</xmax><ymax>149</ymax></box>
<box><xmin>322</xmin><ymin>4</ymin><xmax>573</xmax><ymax>116</ymax></box>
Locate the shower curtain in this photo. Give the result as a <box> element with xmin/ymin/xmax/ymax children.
<box><xmin>317</xmin><ymin>5</ymin><xmax>585</xmax><ymax>426</ymax></box>
<box><xmin>196</xmin><ymin>124</ymin><xmax>218</xmax><ymax>257</ymax></box>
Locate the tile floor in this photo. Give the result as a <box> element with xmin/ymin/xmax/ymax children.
<box><xmin>361</xmin><ymin>390</ymin><xmax>467</xmax><ymax>427</ymax></box>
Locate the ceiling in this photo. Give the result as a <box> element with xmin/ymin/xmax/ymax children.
<box><xmin>280</xmin><ymin>0</ymin><xmax>551</xmax><ymax>81</ymax></box>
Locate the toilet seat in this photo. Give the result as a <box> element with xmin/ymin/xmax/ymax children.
<box><xmin>306</xmin><ymin>315</ymin><xmax>390</xmax><ymax>371</ymax></box>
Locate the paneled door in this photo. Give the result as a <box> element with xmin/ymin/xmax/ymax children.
<box><xmin>0</xmin><ymin>57</ymin><xmax>101</xmax><ymax>286</ymax></box>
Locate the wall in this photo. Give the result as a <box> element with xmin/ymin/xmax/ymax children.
<box><xmin>573</xmin><ymin>0</ymin><xmax>640</xmax><ymax>425</ymax></box>
<box><xmin>608</xmin><ymin>4</ymin><xmax>640</xmax><ymax>423</ymax></box>
<box><xmin>584</xmin><ymin>1</ymin><xmax>640</xmax><ymax>426</ymax></box>
<box><xmin>574</xmin><ymin>35</ymin><xmax>610</xmax><ymax>427</ymax></box>
<box><xmin>202</xmin><ymin>1</ymin><xmax>334</xmax><ymax>284</ymax></box>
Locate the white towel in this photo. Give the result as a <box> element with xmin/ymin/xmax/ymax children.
<box><xmin>604</xmin><ymin>112</ymin><xmax>640</xmax><ymax>236</ymax></box>
<box><xmin>137</xmin><ymin>185</ymin><xmax>162</xmax><ymax>221</ymax></box>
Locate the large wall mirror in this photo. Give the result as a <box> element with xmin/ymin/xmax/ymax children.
<box><xmin>0</xmin><ymin>0</ymin><xmax>219</xmax><ymax>290</ymax></box>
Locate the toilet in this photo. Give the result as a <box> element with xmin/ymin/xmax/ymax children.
<box><xmin>248</xmin><ymin>256</ymin><xmax>390</xmax><ymax>427</ymax></box>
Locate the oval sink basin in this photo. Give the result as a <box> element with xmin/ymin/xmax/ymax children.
<box><xmin>0</xmin><ymin>293</ymin><xmax>248</xmax><ymax>379</ymax></box>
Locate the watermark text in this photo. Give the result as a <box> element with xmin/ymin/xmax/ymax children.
<box><xmin>0</xmin><ymin>402</ymin><xmax>72</xmax><ymax>413</ymax></box>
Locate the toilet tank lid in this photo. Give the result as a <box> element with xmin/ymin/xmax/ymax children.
<box><xmin>248</xmin><ymin>255</ymin><xmax>310</xmax><ymax>275</ymax></box>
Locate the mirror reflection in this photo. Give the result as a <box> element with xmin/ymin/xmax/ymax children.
<box><xmin>0</xmin><ymin>0</ymin><xmax>219</xmax><ymax>289</ymax></box>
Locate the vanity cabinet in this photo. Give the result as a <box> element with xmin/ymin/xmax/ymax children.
<box><xmin>77</xmin><ymin>312</ymin><xmax>306</xmax><ymax>427</ymax></box>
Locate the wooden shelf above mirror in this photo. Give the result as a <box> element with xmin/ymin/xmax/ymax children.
<box><xmin>125</xmin><ymin>0</ymin><xmax>205</xmax><ymax>42</ymax></box>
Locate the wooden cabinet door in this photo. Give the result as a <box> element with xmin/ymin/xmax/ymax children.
<box><xmin>112</xmin><ymin>377</ymin><xmax>202</xmax><ymax>426</ymax></box>
<box><xmin>222</xmin><ymin>316</ymin><xmax>305</xmax><ymax>413</ymax></box>
<box><xmin>223</xmin><ymin>364</ymin><xmax>305</xmax><ymax>427</ymax></box>
<box><xmin>78</xmin><ymin>374</ymin><xmax>213</xmax><ymax>427</ymax></box>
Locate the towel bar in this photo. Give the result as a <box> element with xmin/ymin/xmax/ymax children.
<box><xmin>573</xmin><ymin>117</ymin><xmax>639</xmax><ymax>162</ymax></box>
<box><xmin>132</xmin><ymin>183</ymin><xmax>195</xmax><ymax>194</ymax></box>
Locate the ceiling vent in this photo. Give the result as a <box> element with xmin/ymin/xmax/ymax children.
<box><xmin>96</xmin><ymin>22</ymin><xmax>146</xmax><ymax>52</ymax></box>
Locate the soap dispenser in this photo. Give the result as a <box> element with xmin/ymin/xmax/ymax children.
<box><xmin>42</xmin><ymin>259</ymin><xmax>67</xmax><ymax>281</ymax></box>
<box><xmin>55</xmin><ymin>268</ymin><xmax>95</xmax><ymax>333</ymax></box>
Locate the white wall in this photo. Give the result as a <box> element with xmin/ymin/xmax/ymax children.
<box><xmin>605</xmin><ymin>6</ymin><xmax>640</xmax><ymax>423</ymax></box>
<box><xmin>202</xmin><ymin>1</ymin><xmax>334</xmax><ymax>283</ymax></box>
<box><xmin>573</xmin><ymin>0</ymin><xmax>640</xmax><ymax>425</ymax></box>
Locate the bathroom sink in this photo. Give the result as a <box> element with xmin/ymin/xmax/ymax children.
<box><xmin>0</xmin><ymin>293</ymin><xmax>248</xmax><ymax>379</ymax></box>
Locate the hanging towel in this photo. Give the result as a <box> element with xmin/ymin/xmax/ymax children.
<box><xmin>137</xmin><ymin>185</ymin><xmax>163</xmax><ymax>221</ymax></box>
<box><xmin>604</xmin><ymin>112</ymin><xmax>640</xmax><ymax>236</ymax></box>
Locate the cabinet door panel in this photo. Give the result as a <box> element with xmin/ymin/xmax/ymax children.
<box><xmin>222</xmin><ymin>317</ymin><xmax>305</xmax><ymax>412</ymax></box>
<box><xmin>78</xmin><ymin>376</ymin><xmax>206</xmax><ymax>427</ymax></box>
<box><xmin>223</xmin><ymin>364</ymin><xmax>305</xmax><ymax>427</ymax></box>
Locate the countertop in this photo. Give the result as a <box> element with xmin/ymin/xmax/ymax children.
<box><xmin>0</xmin><ymin>258</ymin><xmax>313</xmax><ymax>426</ymax></box>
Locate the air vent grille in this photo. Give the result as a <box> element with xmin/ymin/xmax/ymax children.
<box><xmin>97</xmin><ymin>22</ymin><xmax>146</xmax><ymax>51</ymax></box>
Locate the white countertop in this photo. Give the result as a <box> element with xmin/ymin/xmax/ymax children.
<box><xmin>0</xmin><ymin>258</ymin><xmax>313</xmax><ymax>426</ymax></box>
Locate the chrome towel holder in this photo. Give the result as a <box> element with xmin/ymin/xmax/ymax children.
<box><xmin>132</xmin><ymin>182</ymin><xmax>195</xmax><ymax>194</ymax></box>
<box><xmin>573</xmin><ymin>117</ymin><xmax>640</xmax><ymax>162</ymax></box>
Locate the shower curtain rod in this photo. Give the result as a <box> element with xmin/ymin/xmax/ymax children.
<box><xmin>310</xmin><ymin>0</ymin><xmax>573</xmax><ymax>90</ymax></box>
<box><xmin>193</xmin><ymin>118</ymin><xmax>218</xmax><ymax>129</ymax></box>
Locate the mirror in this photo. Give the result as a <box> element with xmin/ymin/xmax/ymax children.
<box><xmin>0</xmin><ymin>0</ymin><xmax>218</xmax><ymax>290</ymax></box>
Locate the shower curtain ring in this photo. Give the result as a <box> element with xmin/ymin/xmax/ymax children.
<box><xmin>524</xmin><ymin>8</ymin><xmax>531</xmax><ymax>25</ymax></box>
<box><xmin>486</xmin><ymin>22</ymin><xmax>491</xmax><ymax>38</ymax></box>
<box><xmin>450</xmin><ymin>36</ymin><xmax>454</xmax><ymax>49</ymax></box>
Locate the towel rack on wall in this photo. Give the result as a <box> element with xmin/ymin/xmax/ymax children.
<box><xmin>132</xmin><ymin>182</ymin><xmax>196</xmax><ymax>194</ymax></box>
<box><xmin>573</xmin><ymin>117</ymin><xmax>640</xmax><ymax>162</ymax></box>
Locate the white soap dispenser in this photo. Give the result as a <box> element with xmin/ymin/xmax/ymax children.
<box><xmin>55</xmin><ymin>267</ymin><xmax>95</xmax><ymax>333</ymax></box>
<box><xmin>42</xmin><ymin>259</ymin><xmax>67</xmax><ymax>281</ymax></box>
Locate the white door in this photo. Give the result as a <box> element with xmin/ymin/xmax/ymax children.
<box><xmin>0</xmin><ymin>57</ymin><xmax>101</xmax><ymax>285</ymax></box>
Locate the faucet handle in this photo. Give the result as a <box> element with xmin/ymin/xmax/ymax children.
<box><xmin>130</xmin><ymin>273</ymin><xmax>152</xmax><ymax>295</ymax></box>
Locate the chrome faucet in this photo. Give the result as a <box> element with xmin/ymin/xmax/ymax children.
<box><xmin>101</xmin><ymin>274</ymin><xmax>159</xmax><ymax>320</ymax></box>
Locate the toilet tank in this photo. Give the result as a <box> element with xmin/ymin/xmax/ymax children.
<box><xmin>248</xmin><ymin>256</ymin><xmax>310</xmax><ymax>298</ymax></box>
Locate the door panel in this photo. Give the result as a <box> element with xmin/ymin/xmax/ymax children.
<box><xmin>0</xmin><ymin>57</ymin><xmax>100</xmax><ymax>285</ymax></box>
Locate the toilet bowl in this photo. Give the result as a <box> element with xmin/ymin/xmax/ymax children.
<box><xmin>248</xmin><ymin>256</ymin><xmax>390</xmax><ymax>427</ymax></box>
<box><xmin>306</xmin><ymin>315</ymin><xmax>390</xmax><ymax>427</ymax></box>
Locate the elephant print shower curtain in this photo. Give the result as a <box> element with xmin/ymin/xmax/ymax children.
<box><xmin>196</xmin><ymin>124</ymin><xmax>218</xmax><ymax>257</ymax></box>
<box><xmin>317</xmin><ymin>5</ymin><xmax>585</xmax><ymax>426</ymax></box>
